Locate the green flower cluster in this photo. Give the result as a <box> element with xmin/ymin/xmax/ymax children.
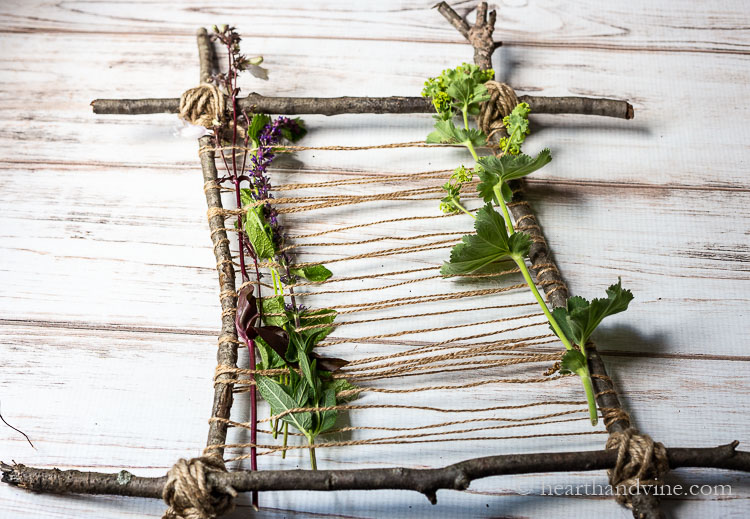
<box><xmin>440</xmin><ymin>165</ymin><xmax>473</xmax><ymax>214</ymax></box>
<box><xmin>422</xmin><ymin>63</ymin><xmax>495</xmax><ymax>120</ymax></box>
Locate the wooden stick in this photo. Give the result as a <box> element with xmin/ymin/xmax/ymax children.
<box><xmin>90</xmin><ymin>94</ymin><xmax>633</xmax><ymax>119</ymax></box>
<box><xmin>197</xmin><ymin>28</ymin><xmax>239</xmax><ymax>458</ymax></box>
<box><xmin>3</xmin><ymin>442</ymin><xmax>747</xmax><ymax>502</ymax></box>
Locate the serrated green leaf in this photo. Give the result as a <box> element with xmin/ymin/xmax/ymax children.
<box><xmin>554</xmin><ymin>279</ymin><xmax>634</xmax><ymax>348</ymax></box>
<box><xmin>255</xmin><ymin>375</ymin><xmax>312</xmax><ymax>433</ymax></box>
<box><xmin>294</xmin><ymin>379</ymin><xmax>309</xmax><ymax>406</ymax></box>
<box><xmin>550</xmin><ymin>307</ymin><xmax>575</xmax><ymax>344</ymax></box>
<box><xmin>500</xmin><ymin>182</ymin><xmax>514</xmax><ymax>203</ymax></box>
<box><xmin>477</xmin><ymin>150</ymin><xmax>552</xmax><ymax>203</ymax></box>
<box><xmin>260</xmin><ymin>296</ymin><xmax>288</xmax><ymax>327</ymax></box>
<box><xmin>290</xmin><ymin>264</ymin><xmax>332</xmax><ymax>282</ymax></box>
<box><xmin>440</xmin><ymin>204</ymin><xmax>531</xmax><ymax>276</ymax></box>
<box><xmin>297</xmin><ymin>342</ymin><xmax>317</xmax><ymax>399</ymax></box>
<box><xmin>244</xmin><ymin>203</ymin><xmax>276</xmax><ymax>259</ymax></box>
<box><xmin>426</xmin><ymin>119</ymin><xmax>462</xmax><ymax>144</ymax></box>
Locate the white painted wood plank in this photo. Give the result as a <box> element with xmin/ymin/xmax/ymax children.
<box><xmin>0</xmin><ymin>0</ymin><xmax>748</xmax><ymax>54</ymax></box>
<box><xmin>1</xmin><ymin>0</ymin><xmax>749</xmax><ymax>518</ymax></box>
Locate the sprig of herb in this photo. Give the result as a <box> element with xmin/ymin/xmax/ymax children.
<box><xmin>423</xmin><ymin>65</ymin><xmax>634</xmax><ymax>425</ymax></box>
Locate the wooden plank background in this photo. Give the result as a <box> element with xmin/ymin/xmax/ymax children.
<box><xmin>1</xmin><ymin>1</ymin><xmax>749</xmax><ymax>517</ymax></box>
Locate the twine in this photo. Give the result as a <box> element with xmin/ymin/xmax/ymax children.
<box><xmin>162</xmin><ymin>456</ymin><xmax>236</xmax><ymax>519</ymax></box>
<box><xmin>606</xmin><ymin>427</ymin><xmax>670</xmax><ymax>507</ymax></box>
<box><xmin>478</xmin><ymin>81</ymin><xmax>519</xmax><ymax>140</ymax></box>
<box><xmin>179</xmin><ymin>83</ymin><xmax>225</xmax><ymax>128</ymax></box>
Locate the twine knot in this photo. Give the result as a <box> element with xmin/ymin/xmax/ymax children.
<box><xmin>179</xmin><ymin>83</ymin><xmax>225</xmax><ymax>128</ymax></box>
<box><xmin>477</xmin><ymin>81</ymin><xmax>518</xmax><ymax>141</ymax></box>
<box><xmin>606</xmin><ymin>427</ymin><xmax>670</xmax><ymax>508</ymax></box>
<box><xmin>162</xmin><ymin>456</ymin><xmax>236</xmax><ymax>519</ymax></box>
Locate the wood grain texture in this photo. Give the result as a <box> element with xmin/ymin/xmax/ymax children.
<box><xmin>1</xmin><ymin>0</ymin><xmax>749</xmax><ymax>517</ymax></box>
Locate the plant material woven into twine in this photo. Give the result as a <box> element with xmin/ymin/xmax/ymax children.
<box><xmin>477</xmin><ymin>81</ymin><xmax>519</xmax><ymax>140</ymax></box>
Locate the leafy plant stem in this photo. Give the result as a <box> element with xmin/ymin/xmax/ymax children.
<box><xmin>450</xmin><ymin>195</ymin><xmax>475</xmax><ymax>219</ymax></box>
<box><xmin>511</xmin><ymin>255</ymin><xmax>573</xmax><ymax>352</ymax></box>
<box><xmin>493</xmin><ymin>184</ymin><xmax>514</xmax><ymax>233</ymax></box>
<box><xmin>503</xmin><ymin>126</ymin><xmax>520</xmax><ymax>155</ymax></box>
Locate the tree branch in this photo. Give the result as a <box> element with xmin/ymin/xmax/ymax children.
<box><xmin>90</xmin><ymin>94</ymin><xmax>633</xmax><ymax>119</ymax></box>
<box><xmin>3</xmin><ymin>443</ymin><xmax>747</xmax><ymax>502</ymax></box>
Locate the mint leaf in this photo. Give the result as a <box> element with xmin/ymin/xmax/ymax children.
<box><xmin>256</xmin><ymin>336</ymin><xmax>286</xmax><ymax>370</ymax></box>
<box><xmin>324</xmin><ymin>378</ymin><xmax>360</xmax><ymax>403</ymax></box>
<box><xmin>441</xmin><ymin>204</ymin><xmax>531</xmax><ymax>276</ymax></box>
<box><xmin>477</xmin><ymin>149</ymin><xmax>552</xmax><ymax>203</ymax></box>
<box><xmin>290</xmin><ymin>264</ymin><xmax>332</xmax><ymax>282</ymax></box>
<box><xmin>255</xmin><ymin>375</ymin><xmax>312</xmax><ymax>432</ymax></box>
<box><xmin>294</xmin><ymin>308</ymin><xmax>337</xmax><ymax>345</ymax></box>
<box><xmin>552</xmin><ymin>279</ymin><xmax>634</xmax><ymax>348</ymax></box>
<box><xmin>244</xmin><ymin>203</ymin><xmax>276</xmax><ymax>259</ymax></box>
<box><xmin>261</xmin><ymin>295</ymin><xmax>288</xmax><ymax>327</ymax></box>
<box><xmin>317</xmin><ymin>388</ymin><xmax>338</xmax><ymax>434</ymax></box>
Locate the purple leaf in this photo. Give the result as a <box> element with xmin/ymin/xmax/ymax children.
<box><xmin>235</xmin><ymin>285</ymin><xmax>259</xmax><ymax>343</ymax></box>
<box><xmin>310</xmin><ymin>353</ymin><xmax>349</xmax><ymax>373</ymax></box>
<box><xmin>254</xmin><ymin>325</ymin><xmax>289</xmax><ymax>358</ymax></box>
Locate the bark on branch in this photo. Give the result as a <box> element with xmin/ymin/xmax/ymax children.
<box><xmin>90</xmin><ymin>94</ymin><xmax>633</xmax><ymax>119</ymax></box>
<box><xmin>2</xmin><ymin>442</ymin><xmax>747</xmax><ymax>502</ymax></box>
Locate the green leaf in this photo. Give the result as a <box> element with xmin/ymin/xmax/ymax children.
<box><xmin>499</xmin><ymin>102</ymin><xmax>532</xmax><ymax>155</ymax></box>
<box><xmin>256</xmin><ymin>336</ymin><xmax>286</xmax><ymax>370</ymax></box>
<box><xmin>477</xmin><ymin>150</ymin><xmax>552</xmax><ymax>204</ymax></box>
<box><xmin>500</xmin><ymin>182</ymin><xmax>514</xmax><ymax>203</ymax></box>
<box><xmin>559</xmin><ymin>349</ymin><xmax>588</xmax><ymax>376</ymax></box>
<box><xmin>294</xmin><ymin>376</ymin><xmax>310</xmax><ymax>406</ymax></box>
<box><xmin>280</xmin><ymin>117</ymin><xmax>307</xmax><ymax>142</ymax></box>
<box><xmin>297</xmin><ymin>342</ymin><xmax>317</xmax><ymax>397</ymax></box>
<box><xmin>317</xmin><ymin>388</ymin><xmax>338</xmax><ymax>434</ymax></box>
<box><xmin>553</xmin><ymin>279</ymin><xmax>634</xmax><ymax>347</ymax></box>
<box><xmin>296</xmin><ymin>309</ymin><xmax>337</xmax><ymax>344</ymax></box>
<box><xmin>324</xmin><ymin>378</ymin><xmax>360</xmax><ymax>403</ymax></box>
<box><xmin>248</xmin><ymin>114</ymin><xmax>271</xmax><ymax>146</ymax></box>
<box><xmin>261</xmin><ymin>296</ymin><xmax>288</xmax><ymax>327</ymax></box>
<box><xmin>440</xmin><ymin>204</ymin><xmax>531</xmax><ymax>276</ymax></box>
<box><xmin>426</xmin><ymin>119</ymin><xmax>462</xmax><ymax>144</ymax></box>
<box><xmin>290</xmin><ymin>264</ymin><xmax>332</xmax><ymax>282</ymax></box>
<box><xmin>255</xmin><ymin>375</ymin><xmax>312</xmax><ymax>433</ymax></box>
<box><xmin>244</xmin><ymin>203</ymin><xmax>276</xmax><ymax>259</ymax></box>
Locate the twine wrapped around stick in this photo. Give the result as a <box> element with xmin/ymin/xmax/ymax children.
<box><xmin>179</xmin><ymin>83</ymin><xmax>225</xmax><ymax>128</ymax></box>
<box><xmin>477</xmin><ymin>80</ymin><xmax>519</xmax><ymax>141</ymax></box>
<box><xmin>162</xmin><ymin>456</ymin><xmax>236</xmax><ymax>519</ymax></box>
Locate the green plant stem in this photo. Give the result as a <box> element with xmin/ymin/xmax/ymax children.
<box><xmin>272</xmin><ymin>418</ymin><xmax>278</xmax><ymax>439</ymax></box>
<box><xmin>512</xmin><ymin>255</ymin><xmax>573</xmax><ymax>351</ymax></box>
<box><xmin>307</xmin><ymin>436</ymin><xmax>317</xmax><ymax>470</ymax></box>
<box><xmin>493</xmin><ymin>185</ymin><xmax>514</xmax><ymax>233</ymax></box>
<box><xmin>503</xmin><ymin>126</ymin><xmax>520</xmax><ymax>155</ymax></box>
<box><xmin>282</xmin><ymin>422</ymin><xmax>288</xmax><ymax>459</ymax></box>
<box><xmin>580</xmin><ymin>370</ymin><xmax>599</xmax><ymax>425</ymax></box>
<box><xmin>461</xmin><ymin>106</ymin><xmax>480</xmax><ymax>161</ymax></box>
<box><xmin>450</xmin><ymin>196</ymin><xmax>475</xmax><ymax>219</ymax></box>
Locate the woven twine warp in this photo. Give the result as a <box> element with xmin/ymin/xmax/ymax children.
<box><xmin>477</xmin><ymin>80</ymin><xmax>519</xmax><ymax>141</ymax></box>
<box><xmin>604</xmin><ymin>414</ymin><xmax>670</xmax><ymax>507</ymax></box>
<box><xmin>179</xmin><ymin>83</ymin><xmax>225</xmax><ymax>128</ymax></box>
<box><xmin>162</xmin><ymin>456</ymin><xmax>236</xmax><ymax>519</ymax></box>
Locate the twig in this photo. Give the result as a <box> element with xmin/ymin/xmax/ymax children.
<box><xmin>90</xmin><ymin>94</ymin><xmax>633</xmax><ymax>119</ymax></box>
<box><xmin>3</xmin><ymin>442</ymin><xmax>748</xmax><ymax>501</ymax></box>
<box><xmin>198</xmin><ymin>27</ymin><xmax>238</xmax><ymax>458</ymax></box>
<box><xmin>0</xmin><ymin>406</ymin><xmax>34</xmax><ymax>450</ymax></box>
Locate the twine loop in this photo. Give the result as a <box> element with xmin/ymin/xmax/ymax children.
<box><xmin>606</xmin><ymin>427</ymin><xmax>670</xmax><ymax>507</ymax></box>
<box><xmin>162</xmin><ymin>456</ymin><xmax>236</xmax><ymax>519</ymax></box>
<box><xmin>179</xmin><ymin>83</ymin><xmax>225</xmax><ymax>128</ymax></box>
<box><xmin>477</xmin><ymin>81</ymin><xmax>519</xmax><ymax>140</ymax></box>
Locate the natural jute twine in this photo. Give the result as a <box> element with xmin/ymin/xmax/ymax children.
<box><xmin>477</xmin><ymin>80</ymin><xmax>519</xmax><ymax>141</ymax></box>
<box><xmin>162</xmin><ymin>456</ymin><xmax>236</xmax><ymax>519</ymax></box>
<box><xmin>605</xmin><ymin>426</ymin><xmax>670</xmax><ymax>507</ymax></box>
<box><xmin>179</xmin><ymin>83</ymin><xmax>225</xmax><ymax>128</ymax></box>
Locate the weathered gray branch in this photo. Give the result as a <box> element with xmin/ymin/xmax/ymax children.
<box><xmin>3</xmin><ymin>442</ymin><xmax>748</xmax><ymax>502</ymax></box>
<box><xmin>90</xmin><ymin>94</ymin><xmax>633</xmax><ymax>119</ymax></box>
